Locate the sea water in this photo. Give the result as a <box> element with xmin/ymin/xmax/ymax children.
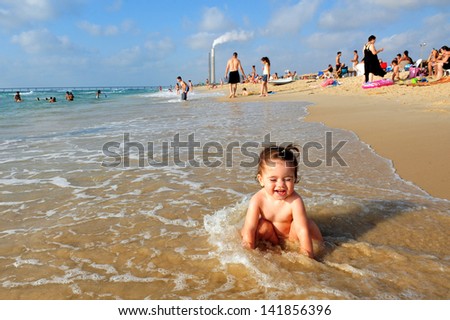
<box><xmin>0</xmin><ymin>88</ymin><xmax>449</xmax><ymax>299</ymax></box>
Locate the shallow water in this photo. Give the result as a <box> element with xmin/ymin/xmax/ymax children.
<box><xmin>0</xmin><ymin>89</ymin><xmax>449</xmax><ymax>299</ymax></box>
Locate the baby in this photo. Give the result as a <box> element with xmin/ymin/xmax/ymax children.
<box><xmin>391</xmin><ymin>59</ymin><xmax>400</xmax><ymax>81</ymax></box>
<box><xmin>241</xmin><ymin>144</ymin><xmax>323</xmax><ymax>258</ymax></box>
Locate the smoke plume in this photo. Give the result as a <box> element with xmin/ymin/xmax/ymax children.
<box><xmin>212</xmin><ymin>30</ymin><xmax>254</xmax><ymax>48</ymax></box>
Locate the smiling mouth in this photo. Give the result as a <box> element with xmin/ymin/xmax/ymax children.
<box><xmin>275</xmin><ymin>190</ymin><xmax>287</xmax><ymax>196</ymax></box>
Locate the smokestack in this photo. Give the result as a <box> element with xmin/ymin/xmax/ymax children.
<box><xmin>210</xmin><ymin>47</ymin><xmax>215</xmax><ymax>84</ymax></box>
<box><xmin>208</xmin><ymin>51</ymin><xmax>211</xmax><ymax>84</ymax></box>
<box><xmin>209</xmin><ymin>30</ymin><xmax>253</xmax><ymax>84</ymax></box>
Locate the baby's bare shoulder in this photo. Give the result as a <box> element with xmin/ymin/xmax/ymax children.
<box><xmin>286</xmin><ymin>191</ymin><xmax>303</xmax><ymax>203</ymax></box>
<box><xmin>249</xmin><ymin>190</ymin><xmax>265</xmax><ymax>205</ymax></box>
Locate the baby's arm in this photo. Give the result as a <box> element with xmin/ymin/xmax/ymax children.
<box><xmin>393</xmin><ymin>66</ymin><xmax>400</xmax><ymax>80</ymax></box>
<box><xmin>241</xmin><ymin>196</ymin><xmax>260</xmax><ymax>249</ymax></box>
<box><xmin>291</xmin><ymin>198</ymin><xmax>314</xmax><ymax>258</ymax></box>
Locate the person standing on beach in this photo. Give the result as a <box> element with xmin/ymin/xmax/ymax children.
<box><xmin>351</xmin><ymin>50</ymin><xmax>359</xmax><ymax>70</ymax></box>
<box><xmin>335</xmin><ymin>51</ymin><xmax>344</xmax><ymax>77</ymax></box>
<box><xmin>177</xmin><ymin>76</ymin><xmax>189</xmax><ymax>101</ymax></box>
<box><xmin>363</xmin><ymin>35</ymin><xmax>386</xmax><ymax>83</ymax></box>
<box><xmin>225</xmin><ymin>52</ymin><xmax>245</xmax><ymax>98</ymax></box>
<box><xmin>251</xmin><ymin>65</ymin><xmax>257</xmax><ymax>83</ymax></box>
<box><xmin>260</xmin><ymin>57</ymin><xmax>270</xmax><ymax>97</ymax></box>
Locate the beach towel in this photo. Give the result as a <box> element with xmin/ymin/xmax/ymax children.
<box><xmin>321</xmin><ymin>79</ymin><xmax>339</xmax><ymax>87</ymax></box>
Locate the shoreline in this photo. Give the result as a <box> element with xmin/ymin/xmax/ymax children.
<box><xmin>205</xmin><ymin>75</ymin><xmax>450</xmax><ymax>200</ymax></box>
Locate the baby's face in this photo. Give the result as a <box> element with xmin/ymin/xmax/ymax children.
<box><xmin>258</xmin><ymin>159</ymin><xmax>296</xmax><ymax>200</ymax></box>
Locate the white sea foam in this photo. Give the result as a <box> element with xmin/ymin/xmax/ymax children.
<box><xmin>0</xmin><ymin>178</ymin><xmax>41</xmax><ymax>186</ymax></box>
<box><xmin>48</xmin><ymin>177</ymin><xmax>71</xmax><ymax>188</ymax></box>
<box><xmin>140</xmin><ymin>205</ymin><xmax>199</xmax><ymax>228</ymax></box>
<box><xmin>109</xmin><ymin>273</ymin><xmax>163</xmax><ymax>283</ymax></box>
<box><xmin>325</xmin><ymin>261</ymin><xmax>379</xmax><ymax>277</ymax></box>
<box><xmin>154</xmin><ymin>187</ymin><xmax>175</xmax><ymax>193</ymax></box>
<box><xmin>173</xmin><ymin>273</ymin><xmax>194</xmax><ymax>291</ymax></box>
<box><xmin>13</xmin><ymin>257</ymin><xmax>43</xmax><ymax>268</ymax></box>
<box><xmin>2</xmin><ymin>267</ymin><xmax>106</xmax><ymax>288</ymax></box>
<box><xmin>0</xmin><ymin>201</ymin><xmax>26</xmax><ymax>206</ymax></box>
<box><xmin>139</xmin><ymin>90</ymin><xmax>178</xmax><ymax>99</ymax></box>
<box><xmin>70</xmin><ymin>283</ymin><xmax>82</xmax><ymax>295</ymax></box>
<box><xmin>90</xmin><ymin>263</ymin><xmax>118</xmax><ymax>275</ymax></box>
<box><xmin>0</xmin><ymin>228</ymin><xmax>32</xmax><ymax>237</ymax></box>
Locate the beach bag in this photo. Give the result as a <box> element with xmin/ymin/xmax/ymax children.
<box><xmin>408</xmin><ymin>67</ymin><xmax>420</xmax><ymax>79</ymax></box>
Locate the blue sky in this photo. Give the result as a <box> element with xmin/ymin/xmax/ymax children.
<box><xmin>1</xmin><ymin>0</ymin><xmax>449</xmax><ymax>87</ymax></box>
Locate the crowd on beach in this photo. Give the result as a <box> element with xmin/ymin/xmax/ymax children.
<box><xmin>317</xmin><ymin>40</ymin><xmax>449</xmax><ymax>83</ymax></box>
<box><xmin>199</xmin><ymin>36</ymin><xmax>448</xmax><ymax>100</ymax></box>
<box><xmin>214</xmin><ymin>35</ymin><xmax>450</xmax><ymax>97</ymax></box>
<box><xmin>358</xmin><ymin>36</ymin><xmax>450</xmax><ymax>84</ymax></box>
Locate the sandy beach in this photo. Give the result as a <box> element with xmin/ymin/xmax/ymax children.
<box><xmin>212</xmin><ymin>75</ymin><xmax>450</xmax><ymax>200</ymax></box>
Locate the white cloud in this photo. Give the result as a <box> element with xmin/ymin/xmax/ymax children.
<box><xmin>318</xmin><ymin>0</ymin><xmax>450</xmax><ymax>31</ymax></box>
<box><xmin>366</xmin><ymin>0</ymin><xmax>449</xmax><ymax>9</ymax></box>
<box><xmin>103</xmin><ymin>36</ymin><xmax>175</xmax><ymax>68</ymax></box>
<box><xmin>265</xmin><ymin>0</ymin><xmax>320</xmax><ymax>34</ymax></box>
<box><xmin>120</xmin><ymin>20</ymin><xmax>139</xmax><ymax>34</ymax></box>
<box><xmin>0</xmin><ymin>0</ymin><xmax>83</xmax><ymax>29</ymax></box>
<box><xmin>11</xmin><ymin>28</ymin><xmax>74</xmax><ymax>54</ymax></box>
<box><xmin>186</xmin><ymin>32</ymin><xmax>216</xmax><ymax>50</ymax></box>
<box><xmin>317</xmin><ymin>1</ymin><xmax>392</xmax><ymax>31</ymax></box>
<box><xmin>144</xmin><ymin>37</ymin><xmax>175</xmax><ymax>59</ymax></box>
<box><xmin>77</xmin><ymin>20</ymin><xmax>139</xmax><ymax>36</ymax></box>
<box><xmin>377</xmin><ymin>33</ymin><xmax>414</xmax><ymax>53</ymax></box>
<box><xmin>422</xmin><ymin>13</ymin><xmax>450</xmax><ymax>47</ymax></box>
<box><xmin>0</xmin><ymin>0</ymin><xmax>50</xmax><ymax>28</ymax></box>
<box><xmin>186</xmin><ymin>6</ymin><xmax>238</xmax><ymax>50</ymax></box>
<box><xmin>306</xmin><ymin>32</ymin><xmax>350</xmax><ymax>50</ymax></box>
<box><xmin>200</xmin><ymin>7</ymin><xmax>232</xmax><ymax>32</ymax></box>
<box><xmin>107</xmin><ymin>0</ymin><xmax>122</xmax><ymax>12</ymax></box>
<box><xmin>104</xmin><ymin>46</ymin><xmax>142</xmax><ymax>67</ymax></box>
<box><xmin>104</xmin><ymin>25</ymin><xmax>119</xmax><ymax>36</ymax></box>
<box><xmin>77</xmin><ymin>21</ymin><xmax>121</xmax><ymax>36</ymax></box>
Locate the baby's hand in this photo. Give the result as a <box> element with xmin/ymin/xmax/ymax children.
<box><xmin>241</xmin><ymin>240</ymin><xmax>252</xmax><ymax>249</ymax></box>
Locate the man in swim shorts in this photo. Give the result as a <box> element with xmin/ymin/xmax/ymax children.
<box><xmin>177</xmin><ymin>76</ymin><xmax>189</xmax><ymax>101</ymax></box>
<box><xmin>224</xmin><ymin>52</ymin><xmax>245</xmax><ymax>98</ymax></box>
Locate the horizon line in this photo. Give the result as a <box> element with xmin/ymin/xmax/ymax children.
<box><xmin>0</xmin><ymin>85</ymin><xmax>167</xmax><ymax>93</ymax></box>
